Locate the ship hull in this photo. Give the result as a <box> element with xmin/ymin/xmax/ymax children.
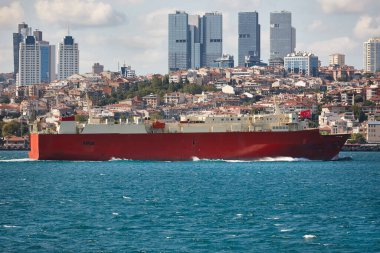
<box><xmin>29</xmin><ymin>129</ymin><xmax>349</xmax><ymax>161</ymax></box>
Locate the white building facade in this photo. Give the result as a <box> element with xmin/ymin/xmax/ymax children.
<box><xmin>363</xmin><ymin>38</ymin><xmax>380</xmax><ymax>73</ymax></box>
<box><xmin>18</xmin><ymin>35</ymin><xmax>40</xmax><ymax>86</ymax></box>
<box><xmin>58</xmin><ymin>35</ymin><xmax>79</xmax><ymax>80</ymax></box>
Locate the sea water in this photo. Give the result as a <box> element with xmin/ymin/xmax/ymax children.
<box><xmin>0</xmin><ymin>151</ymin><xmax>379</xmax><ymax>252</ymax></box>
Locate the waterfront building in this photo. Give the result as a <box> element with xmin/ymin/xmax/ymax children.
<box><xmin>363</xmin><ymin>38</ymin><xmax>380</xmax><ymax>73</ymax></box>
<box><xmin>168</xmin><ymin>11</ymin><xmax>223</xmax><ymax>72</ymax></box>
<box><xmin>58</xmin><ymin>35</ymin><xmax>79</xmax><ymax>80</ymax></box>
<box><xmin>92</xmin><ymin>63</ymin><xmax>104</xmax><ymax>74</ymax></box>
<box><xmin>329</xmin><ymin>53</ymin><xmax>345</xmax><ymax>66</ymax></box>
<box><xmin>367</xmin><ymin>121</ymin><xmax>380</xmax><ymax>143</ymax></box>
<box><xmin>238</xmin><ymin>12</ymin><xmax>260</xmax><ymax>67</ymax></box>
<box><xmin>13</xmin><ymin>22</ymin><xmax>29</xmax><ymax>78</ymax></box>
<box><xmin>270</xmin><ymin>11</ymin><xmax>296</xmax><ymax>61</ymax></box>
<box><xmin>284</xmin><ymin>52</ymin><xmax>319</xmax><ymax>77</ymax></box>
<box><xmin>214</xmin><ymin>54</ymin><xmax>234</xmax><ymax>68</ymax></box>
<box><xmin>18</xmin><ymin>35</ymin><xmax>40</xmax><ymax>86</ymax></box>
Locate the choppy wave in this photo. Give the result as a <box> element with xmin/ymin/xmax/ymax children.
<box><xmin>303</xmin><ymin>234</ymin><xmax>317</xmax><ymax>239</ymax></box>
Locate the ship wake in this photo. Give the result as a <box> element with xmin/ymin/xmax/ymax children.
<box><xmin>191</xmin><ymin>156</ymin><xmax>311</xmax><ymax>162</ymax></box>
<box><xmin>0</xmin><ymin>158</ymin><xmax>33</xmax><ymax>163</ymax></box>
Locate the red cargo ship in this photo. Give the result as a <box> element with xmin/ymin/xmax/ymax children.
<box><xmin>29</xmin><ymin>111</ymin><xmax>349</xmax><ymax>161</ymax></box>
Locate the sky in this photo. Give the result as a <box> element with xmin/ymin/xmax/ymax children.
<box><xmin>1</xmin><ymin>0</ymin><xmax>380</xmax><ymax>76</ymax></box>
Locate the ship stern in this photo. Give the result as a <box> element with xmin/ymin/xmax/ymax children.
<box><xmin>28</xmin><ymin>133</ymin><xmax>40</xmax><ymax>160</ymax></box>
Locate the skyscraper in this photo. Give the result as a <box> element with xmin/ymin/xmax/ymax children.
<box><xmin>270</xmin><ymin>11</ymin><xmax>296</xmax><ymax>62</ymax></box>
<box><xmin>168</xmin><ymin>11</ymin><xmax>223</xmax><ymax>72</ymax></box>
<box><xmin>363</xmin><ymin>38</ymin><xmax>380</xmax><ymax>73</ymax></box>
<box><xmin>168</xmin><ymin>11</ymin><xmax>190</xmax><ymax>72</ymax></box>
<box><xmin>13</xmin><ymin>22</ymin><xmax>29</xmax><ymax>78</ymax></box>
<box><xmin>189</xmin><ymin>15</ymin><xmax>201</xmax><ymax>69</ymax></box>
<box><xmin>201</xmin><ymin>12</ymin><xmax>223</xmax><ymax>68</ymax></box>
<box><xmin>18</xmin><ymin>35</ymin><xmax>40</xmax><ymax>86</ymax></box>
<box><xmin>58</xmin><ymin>35</ymin><xmax>79</xmax><ymax>80</ymax></box>
<box><xmin>238</xmin><ymin>12</ymin><xmax>260</xmax><ymax>67</ymax></box>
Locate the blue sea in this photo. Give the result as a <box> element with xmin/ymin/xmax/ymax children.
<box><xmin>0</xmin><ymin>151</ymin><xmax>379</xmax><ymax>252</ymax></box>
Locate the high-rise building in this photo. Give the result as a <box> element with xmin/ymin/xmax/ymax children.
<box><xmin>284</xmin><ymin>52</ymin><xmax>319</xmax><ymax>77</ymax></box>
<box><xmin>168</xmin><ymin>11</ymin><xmax>190</xmax><ymax>72</ymax></box>
<box><xmin>13</xmin><ymin>22</ymin><xmax>29</xmax><ymax>78</ymax></box>
<box><xmin>238</xmin><ymin>12</ymin><xmax>260</xmax><ymax>67</ymax></box>
<box><xmin>33</xmin><ymin>30</ymin><xmax>43</xmax><ymax>42</ymax></box>
<box><xmin>49</xmin><ymin>45</ymin><xmax>57</xmax><ymax>81</ymax></box>
<box><xmin>58</xmin><ymin>35</ymin><xmax>79</xmax><ymax>80</ymax></box>
<box><xmin>18</xmin><ymin>35</ymin><xmax>41</xmax><ymax>86</ymax></box>
<box><xmin>189</xmin><ymin>15</ymin><xmax>201</xmax><ymax>69</ymax></box>
<box><xmin>363</xmin><ymin>38</ymin><xmax>380</xmax><ymax>73</ymax></box>
<box><xmin>270</xmin><ymin>11</ymin><xmax>296</xmax><ymax>61</ymax></box>
<box><xmin>329</xmin><ymin>53</ymin><xmax>345</xmax><ymax>66</ymax></box>
<box><xmin>17</xmin><ymin>27</ymin><xmax>56</xmax><ymax>86</ymax></box>
<box><xmin>168</xmin><ymin>11</ymin><xmax>223</xmax><ymax>72</ymax></box>
<box><xmin>201</xmin><ymin>12</ymin><xmax>223</xmax><ymax>68</ymax></box>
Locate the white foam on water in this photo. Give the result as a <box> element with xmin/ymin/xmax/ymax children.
<box><xmin>303</xmin><ymin>234</ymin><xmax>317</xmax><ymax>239</ymax></box>
<box><xmin>3</xmin><ymin>225</ymin><xmax>19</xmax><ymax>228</ymax></box>
<box><xmin>256</xmin><ymin>157</ymin><xmax>310</xmax><ymax>162</ymax></box>
<box><xmin>122</xmin><ymin>196</ymin><xmax>132</xmax><ymax>200</ymax></box>
<box><xmin>109</xmin><ymin>157</ymin><xmax>132</xmax><ymax>161</ymax></box>
<box><xmin>112</xmin><ymin>212</ymin><xmax>119</xmax><ymax>216</ymax></box>
<box><xmin>99</xmin><ymin>173</ymin><xmax>106</xmax><ymax>176</ymax></box>
<box><xmin>236</xmin><ymin>213</ymin><xmax>243</xmax><ymax>217</ymax></box>
<box><xmin>192</xmin><ymin>156</ymin><xmax>201</xmax><ymax>161</ymax></box>
<box><xmin>280</xmin><ymin>228</ymin><xmax>293</xmax><ymax>232</ymax></box>
<box><xmin>0</xmin><ymin>158</ymin><xmax>33</xmax><ymax>162</ymax></box>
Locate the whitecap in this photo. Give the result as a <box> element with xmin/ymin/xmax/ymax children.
<box><xmin>3</xmin><ymin>225</ymin><xmax>18</xmax><ymax>228</ymax></box>
<box><xmin>99</xmin><ymin>173</ymin><xmax>106</xmax><ymax>176</ymax></box>
<box><xmin>280</xmin><ymin>228</ymin><xmax>293</xmax><ymax>232</ymax></box>
<box><xmin>112</xmin><ymin>212</ymin><xmax>119</xmax><ymax>216</ymax></box>
<box><xmin>303</xmin><ymin>234</ymin><xmax>316</xmax><ymax>239</ymax></box>
<box><xmin>236</xmin><ymin>213</ymin><xmax>243</xmax><ymax>217</ymax></box>
<box><xmin>122</xmin><ymin>196</ymin><xmax>132</xmax><ymax>200</ymax></box>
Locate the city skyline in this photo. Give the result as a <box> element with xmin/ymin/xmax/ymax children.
<box><xmin>1</xmin><ymin>0</ymin><xmax>380</xmax><ymax>75</ymax></box>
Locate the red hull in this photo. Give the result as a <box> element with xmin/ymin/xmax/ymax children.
<box><xmin>29</xmin><ymin>129</ymin><xmax>349</xmax><ymax>161</ymax></box>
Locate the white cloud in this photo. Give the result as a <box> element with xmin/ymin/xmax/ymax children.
<box><xmin>319</xmin><ymin>0</ymin><xmax>378</xmax><ymax>13</ymax></box>
<box><xmin>143</xmin><ymin>8</ymin><xmax>175</xmax><ymax>38</ymax></box>
<box><xmin>215</xmin><ymin>0</ymin><xmax>261</xmax><ymax>11</ymax></box>
<box><xmin>354</xmin><ymin>15</ymin><xmax>380</xmax><ymax>39</ymax></box>
<box><xmin>0</xmin><ymin>2</ymin><xmax>24</xmax><ymax>28</ymax></box>
<box><xmin>35</xmin><ymin>0</ymin><xmax>126</xmax><ymax>27</ymax></box>
<box><xmin>308</xmin><ymin>20</ymin><xmax>324</xmax><ymax>32</ymax></box>
<box><xmin>300</xmin><ymin>37</ymin><xmax>358</xmax><ymax>63</ymax></box>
